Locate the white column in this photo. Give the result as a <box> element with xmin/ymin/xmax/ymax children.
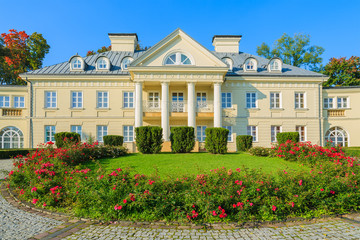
<box><xmin>161</xmin><ymin>82</ymin><xmax>170</xmax><ymax>141</ymax></box>
<box><xmin>187</xmin><ymin>82</ymin><xmax>196</xmax><ymax>128</ymax></box>
<box><xmin>214</xmin><ymin>82</ymin><xmax>222</xmax><ymax>128</ymax></box>
<box><xmin>135</xmin><ymin>81</ymin><xmax>143</xmax><ymax>128</ymax></box>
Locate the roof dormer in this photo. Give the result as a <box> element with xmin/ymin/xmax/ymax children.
<box><xmin>268</xmin><ymin>57</ymin><xmax>283</xmax><ymax>73</ymax></box>
<box><xmin>95</xmin><ymin>56</ymin><xmax>111</xmax><ymax>71</ymax></box>
<box><xmin>69</xmin><ymin>55</ymin><xmax>86</xmax><ymax>71</ymax></box>
<box><xmin>243</xmin><ymin>57</ymin><xmax>258</xmax><ymax>72</ymax></box>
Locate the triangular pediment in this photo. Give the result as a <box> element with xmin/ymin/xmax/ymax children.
<box><xmin>130</xmin><ymin>28</ymin><xmax>228</xmax><ymax>68</ymax></box>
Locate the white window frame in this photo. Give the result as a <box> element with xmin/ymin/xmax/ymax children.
<box><xmin>123</xmin><ymin>91</ymin><xmax>134</xmax><ymax>108</ymax></box>
<box><xmin>148</xmin><ymin>92</ymin><xmax>160</xmax><ymax>109</ymax></box>
<box><xmin>121</xmin><ymin>57</ymin><xmax>134</xmax><ymax>70</ymax></box>
<box><xmin>295</xmin><ymin>92</ymin><xmax>306</xmax><ymax>109</ymax></box>
<box><xmin>337</xmin><ymin>97</ymin><xmax>349</xmax><ymax>109</ymax></box>
<box><xmin>97</xmin><ymin>125</ymin><xmax>108</xmax><ymax>143</ymax></box>
<box><xmin>197</xmin><ymin>126</ymin><xmax>207</xmax><ymax>142</ymax></box>
<box><xmin>296</xmin><ymin>126</ymin><xmax>307</xmax><ymax>142</ymax></box>
<box><xmin>71</xmin><ymin>125</ymin><xmax>82</xmax><ymax>139</ymax></box>
<box><xmin>0</xmin><ymin>96</ymin><xmax>10</xmax><ymax>108</ymax></box>
<box><xmin>164</xmin><ymin>52</ymin><xmax>193</xmax><ymax>65</ymax></box>
<box><xmin>13</xmin><ymin>96</ymin><xmax>25</xmax><ymax>108</ymax></box>
<box><xmin>196</xmin><ymin>92</ymin><xmax>207</xmax><ymax>108</ymax></box>
<box><xmin>271</xmin><ymin>126</ymin><xmax>282</xmax><ymax>142</ymax></box>
<box><xmin>223</xmin><ymin>126</ymin><xmax>233</xmax><ymax>142</ymax></box>
<box><xmin>45</xmin><ymin>91</ymin><xmax>57</xmax><ymax>109</ymax></box>
<box><xmin>324</xmin><ymin>97</ymin><xmax>334</xmax><ymax>109</ymax></box>
<box><xmin>221</xmin><ymin>92</ymin><xmax>232</xmax><ymax>108</ymax></box>
<box><xmin>247</xmin><ymin>125</ymin><xmax>258</xmax><ymax>142</ymax></box>
<box><xmin>71</xmin><ymin>91</ymin><xmax>83</xmax><ymax>109</ymax></box>
<box><xmin>123</xmin><ymin>125</ymin><xmax>134</xmax><ymax>142</ymax></box>
<box><xmin>44</xmin><ymin>125</ymin><xmax>56</xmax><ymax>142</ymax></box>
<box><xmin>246</xmin><ymin>92</ymin><xmax>257</xmax><ymax>109</ymax></box>
<box><xmin>270</xmin><ymin>92</ymin><xmax>281</xmax><ymax>109</ymax></box>
<box><xmin>97</xmin><ymin>91</ymin><xmax>109</xmax><ymax>108</ymax></box>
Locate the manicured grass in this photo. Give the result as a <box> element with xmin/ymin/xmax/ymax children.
<box><xmin>84</xmin><ymin>152</ymin><xmax>309</xmax><ymax>178</ymax></box>
<box><xmin>343</xmin><ymin>147</ymin><xmax>360</xmax><ymax>157</ymax></box>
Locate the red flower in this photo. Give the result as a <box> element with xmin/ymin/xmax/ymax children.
<box><xmin>272</xmin><ymin>205</ymin><xmax>277</xmax><ymax>211</ymax></box>
<box><xmin>330</xmin><ymin>190</ymin><xmax>335</xmax><ymax>194</ymax></box>
<box><xmin>123</xmin><ymin>199</ymin><xmax>127</xmax><ymax>204</ymax></box>
<box><xmin>31</xmin><ymin>187</ymin><xmax>37</xmax><ymax>192</ymax></box>
<box><xmin>299</xmin><ymin>180</ymin><xmax>302</xmax><ymax>186</ymax></box>
<box><xmin>320</xmin><ymin>189</ymin><xmax>324</xmax><ymax>192</ymax></box>
<box><xmin>114</xmin><ymin>204</ymin><xmax>122</xmax><ymax>210</ymax></box>
<box><xmin>32</xmin><ymin>199</ymin><xmax>38</xmax><ymax>204</ymax></box>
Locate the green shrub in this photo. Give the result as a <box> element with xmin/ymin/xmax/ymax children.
<box><xmin>54</xmin><ymin>132</ymin><xmax>81</xmax><ymax>148</ymax></box>
<box><xmin>236</xmin><ymin>135</ymin><xmax>253</xmax><ymax>152</ymax></box>
<box><xmin>135</xmin><ymin>126</ymin><xmax>163</xmax><ymax>154</ymax></box>
<box><xmin>0</xmin><ymin>149</ymin><xmax>35</xmax><ymax>159</ymax></box>
<box><xmin>204</xmin><ymin>127</ymin><xmax>229</xmax><ymax>154</ymax></box>
<box><xmin>103</xmin><ymin>135</ymin><xmax>124</xmax><ymax>146</ymax></box>
<box><xmin>276</xmin><ymin>132</ymin><xmax>300</xmax><ymax>144</ymax></box>
<box><xmin>249</xmin><ymin>147</ymin><xmax>270</xmax><ymax>157</ymax></box>
<box><xmin>170</xmin><ymin>127</ymin><xmax>195</xmax><ymax>153</ymax></box>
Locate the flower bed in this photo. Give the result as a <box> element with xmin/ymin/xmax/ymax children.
<box><xmin>6</xmin><ymin>141</ymin><xmax>360</xmax><ymax>223</ymax></box>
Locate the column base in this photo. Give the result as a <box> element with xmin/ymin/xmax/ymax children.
<box><xmin>161</xmin><ymin>141</ymin><xmax>172</xmax><ymax>152</ymax></box>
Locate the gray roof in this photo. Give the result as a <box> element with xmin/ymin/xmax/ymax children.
<box><xmin>25</xmin><ymin>50</ymin><xmax>326</xmax><ymax>78</ymax></box>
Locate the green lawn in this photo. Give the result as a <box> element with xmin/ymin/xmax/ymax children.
<box><xmin>343</xmin><ymin>147</ymin><xmax>360</xmax><ymax>158</ymax></box>
<box><xmin>84</xmin><ymin>152</ymin><xmax>309</xmax><ymax>178</ymax></box>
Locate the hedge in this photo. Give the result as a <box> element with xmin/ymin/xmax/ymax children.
<box><xmin>0</xmin><ymin>149</ymin><xmax>35</xmax><ymax>159</ymax></box>
<box><xmin>103</xmin><ymin>135</ymin><xmax>124</xmax><ymax>146</ymax></box>
<box><xmin>205</xmin><ymin>127</ymin><xmax>229</xmax><ymax>154</ymax></box>
<box><xmin>54</xmin><ymin>132</ymin><xmax>81</xmax><ymax>148</ymax></box>
<box><xmin>236</xmin><ymin>135</ymin><xmax>253</xmax><ymax>151</ymax></box>
<box><xmin>135</xmin><ymin>126</ymin><xmax>163</xmax><ymax>154</ymax></box>
<box><xmin>170</xmin><ymin>127</ymin><xmax>195</xmax><ymax>153</ymax></box>
<box><xmin>276</xmin><ymin>132</ymin><xmax>300</xmax><ymax>144</ymax></box>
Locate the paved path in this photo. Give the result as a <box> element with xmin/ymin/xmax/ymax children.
<box><xmin>0</xmin><ymin>159</ymin><xmax>13</xmax><ymax>179</ymax></box>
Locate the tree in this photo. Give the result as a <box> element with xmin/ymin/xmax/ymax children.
<box><xmin>86</xmin><ymin>42</ymin><xmax>150</xmax><ymax>56</ymax></box>
<box><xmin>256</xmin><ymin>33</ymin><xmax>325</xmax><ymax>71</ymax></box>
<box><xmin>0</xmin><ymin>29</ymin><xmax>50</xmax><ymax>85</ymax></box>
<box><xmin>322</xmin><ymin>56</ymin><xmax>360</xmax><ymax>87</ymax></box>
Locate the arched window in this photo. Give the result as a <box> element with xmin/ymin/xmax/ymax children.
<box><xmin>244</xmin><ymin>58</ymin><xmax>257</xmax><ymax>71</ymax></box>
<box><xmin>325</xmin><ymin>127</ymin><xmax>348</xmax><ymax>147</ymax></box>
<box><xmin>0</xmin><ymin>126</ymin><xmax>24</xmax><ymax>149</ymax></box>
<box><xmin>222</xmin><ymin>57</ymin><xmax>233</xmax><ymax>71</ymax></box>
<box><xmin>246</xmin><ymin>61</ymin><xmax>254</xmax><ymax>70</ymax></box>
<box><xmin>121</xmin><ymin>57</ymin><xmax>134</xmax><ymax>70</ymax></box>
<box><xmin>165</xmin><ymin>53</ymin><xmax>192</xmax><ymax>65</ymax></box>
<box><xmin>98</xmin><ymin>59</ymin><xmax>107</xmax><ymax>69</ymax></box>
<box><xmin>69</xmin><ymin>56</ymin><xmax>85</xmax><ymax>71</ymax></box>
<box><xmin>269</xmin><ymin>58</ymin><xmax>282</xmax><ymax>72</ymax></box>
<box><xmin>270</xmin><ymin>61</ymin><xmax>279</xmax><ymax>70</ymax></box>
<box><xmin>72</xmin><ymin>58</ymin><xmax>82</xmax><ymax>69</ymax></box>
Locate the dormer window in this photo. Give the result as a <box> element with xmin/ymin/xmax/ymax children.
<box><xmin>244</xmin><ymin>58</ymin><xmax>257</xmax><ymax>72</ymax></box>
<box><xmin>222</xmin><ymin>57</ymin><xmax>233</xmax><ymax>71</ymax></box>
<box><xmin>96</xmin><ymin>56</ymin><xmax>111</xmax><ymax>71</ymax></box>
<box><xmin>121</xmin><ymin>57</ymin><xmax>134</xmax><ymax>70</ymax></box>
<box><xmin>69</xmin><ymin>56</ymin><xmax>85</xmax><ymax>71</ymax></box>
<box><xmin>164</xmin><ymin>53</ymin><xmax>192</xmax><ymax>65</ymax></box>
<box><xmin>73</xmin><ymin>59</ymin><xmax>82</xmax><ymax>69</ymax></box>
<box><xmin>268</xmin><ymin>58</ymin><xmax>282</xmax><ymax>72</ymax></box>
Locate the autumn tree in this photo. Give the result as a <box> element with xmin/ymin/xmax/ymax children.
<box><xmin>256</xmin><ymin>33</ymin><xmax>325</xmax><ymax>71</ymax></box>
<box><xmin>322</xmin><ymin>56</ymin><xmax>360</xmax><ymax>87</ymax></box>
<box><xmin>0</xmin><ymin>29</ymin><xmax>50</xmax><ymax>85</ymax></box>
<box><xmin>86</xmin><ymin>42</ymin><xmax>150</xmax><ymax>56</ymax></box>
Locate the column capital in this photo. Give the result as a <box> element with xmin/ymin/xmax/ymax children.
<box><xmin>134</xmin><ymin>80</ymin><xmax>144</xmax><ymax>84</ymax></box>
<box><xmin>213</xmin><ymin>81</ymin><xmax>223</xmax><ymax>86</ymax></box>
<box><xmin>160</xmin><ymin>81</ymin><xmax>170</xmax><ymax>85</ymax></box>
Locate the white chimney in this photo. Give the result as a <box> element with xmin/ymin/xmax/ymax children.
<box><xmin>212</xmin><ymin>35</ymin><xmax>242</xmax><ymax>53</ymax></box>
<box><xmin>108</xmin><ymin>33</ymin><xmax>138</xmax><ymax>52</ymax></box>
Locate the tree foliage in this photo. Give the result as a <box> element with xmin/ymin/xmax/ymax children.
<box><xmin>256</xmin><ymin>33</ymin><xmax>325</xmax><ymax>71</ymax></box>
<box><xmin>322</xmin><ymin>56</ymin><xmax>360</xmax><ymax>87</ymax></box>
<box><xmin>86</xmin><ymin>42</ymin><xmax>150</xmax><ymax>56</ymax></box>
<box><xmin>0</xmin><ymin>29</ymin><xmax>50</xmax><ymax>85</ymax></box>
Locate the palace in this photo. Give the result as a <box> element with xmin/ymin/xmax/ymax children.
<box><xmin>0</xmin><ymin>29</ymin><xmax>358</xmax><ymax>151</ymax></box>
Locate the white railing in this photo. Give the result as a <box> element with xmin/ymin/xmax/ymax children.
<box><xmin>143</xmin><ymin>100</ymin><xmax>161</xmax><ymax>112</ymax></box>
<box><xmin>197</xmin><ymin>100</ymin><xmax>214</xmax><ymax>112</ymax></box>
<box><xmin>143</xmin><ymin>100</ymin><xmax>214</xmax><ymax>113</ymax></box>
<box><xmin>171</xmin><ymin>101</ymin><xmax>186</xmax><ymax>112</ymax></box>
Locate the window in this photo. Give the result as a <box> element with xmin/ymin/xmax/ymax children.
<box><xmin>325</xmin><ymin>126</ymin><xmax>348</xmax><ymax>147</ymax></box>
<box><xmin>324</xmin><ymin>98</ymin><xmax>334</xmax><ymax>109</ymax></box>
<box><xmin>222</xmin><ymin>57</ymin><xmax>233</xmax><ymax>71</ymax></box>
<box><xmin>221</xmin><ymin>92</ymin><xmax>232</xmax><ymax>108</ymax></box>
<box><xmin>14</xmin><ymin>96</ymin><xmax>25</xmax><ymax>108</ymax></box>
<box><xmin>337</xmin><ymin>97</ymin><xmax>348</xmax><ymax>108</ymax></box>
<box><xmin>45</xmin><ymin>125</ymin><xmax>56</xmax><ymax>143</ymax></box>
<box><xmin>97</xmin><ymin>126</ymin><xmax>107</xmax><ymax>143</ymax></box>
<box><xmin>45</xmin><ymin>91</ymin><xmax>57</xmax><ymax>108</ymax></box>
<box><xmin>123</xmin><ymin>92</ymin><xmax>134</xmax><ymax>108</ymax></box>
<box><xmin>0</xmin><ymin>126</ymin><xmax>24</xmax><ymax>149</ymax></box>
<box><xmin>123</xmin><ymin>126</ymin><xmax>134</xmax><ymax>142</ymax></box>
<box><xmin>246</xmin><ymin>92</ymin><xmax>257</xmax><ymax>108</ymax></box>
<box><xmin>296</xmin><ymin>126</ymin><xmax>306</xmax><ymax>142</ymax></box>
<box><xmin>269</xmin><ymin>59</ymin><xmax>281</xmax><ymax>71</ymax></box>
<box><xmin>97</xmin><ymin>58</ymin><xmax>108</xmax><ymax>70</ymax></box>
<box><xmin>270</xmin><ymin>92</ymin><xmax>281</xmax><ymax>109</ymax></box>
<box><xmin>223</xmin><ymin>126</ymin><xmax>233</xmax><ymax>142</ymax></box>
<box><xmin>71</xmin><ymin>91</ymin><xmax>83</xmax><ymax>108</ymax></box>
<box><xmin>197</xmin><ymin>126</ymin><xmax>206</xmax><ymax>142</ymax></box>
<box><xmin>247</xmin><ymin>126</ymin><xmax>257</xmax><ymax>142</ymax></box>
<box><xmin>148</xmin><ymin>92</ymin><xmax>160</xmax><ymax>109</ymax></box>
<box><xmin>71</xmin><ymin>58</ymin><xmax>82</xmax><ymax>69</ymax></box>
<box><xmin>0</xmin><ymin>96</ymin><xmax>10</xmax><ymax>108</ymax></box>
<box><xmin>165</xmin><ymin>53</ymin><xmax>192</xmax><ymax>65</ymax></box>
<box><xmin>171</xmin><ymin>92</ymin><xmax>184</xmax><ymax>112</ymax></box>
<box><xmin>271</xmin><ymin>126</ymin><xmax>281</xmax><ymax>142</ymax></box>
<box><xmin>97</xmin><ymin>91</ymin><xmax>108</xmax><ymax>108</ymax></box>
<box><xmin>244</xmin><ymin>58</ymin><xmax>257</xmax><ymax>71</ymax></box>
<box><xmin>197</xmin><ymin>92</ymin><xmax>207</xmax><ymax>108</ymax></box>
<box><xmin>121</xmin><ymin>57</ymin><xmax>134</xmax><ymax>70</ymax></box>
<box><xmin>295</xmin><ymin>92</ymin><xmax>305</xmax><ymax>109</ymax></box>
<box><xmin>71</xmin><ymin>125</ymin><xmax>82</xmax><ymax>139</ymax></box>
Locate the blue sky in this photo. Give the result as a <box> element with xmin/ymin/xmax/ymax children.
<box><xmin>1</xmin><ymin>0</ymin><xmax>359</xmax><ymax>68</ymax></box>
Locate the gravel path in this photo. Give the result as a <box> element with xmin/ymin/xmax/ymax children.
<box><xmin>0</xmin><ymin>159</ymin><xmax>13</xmax><ymax>179</ymax></box>
<box><xmin>0</xmin><ymin>160</ymin><xmax>63</xmax><ymax>240</ymax></box>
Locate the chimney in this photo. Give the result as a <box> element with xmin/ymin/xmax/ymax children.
<box><xmin>108</xmin><ymin>33</ymin><xmax>138</xmax><ymax>52</ymax></box>
<box><xmin>212</xmin><ymin>35</ymin><xmax>242</xmax><ymax>53</ymax></box>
